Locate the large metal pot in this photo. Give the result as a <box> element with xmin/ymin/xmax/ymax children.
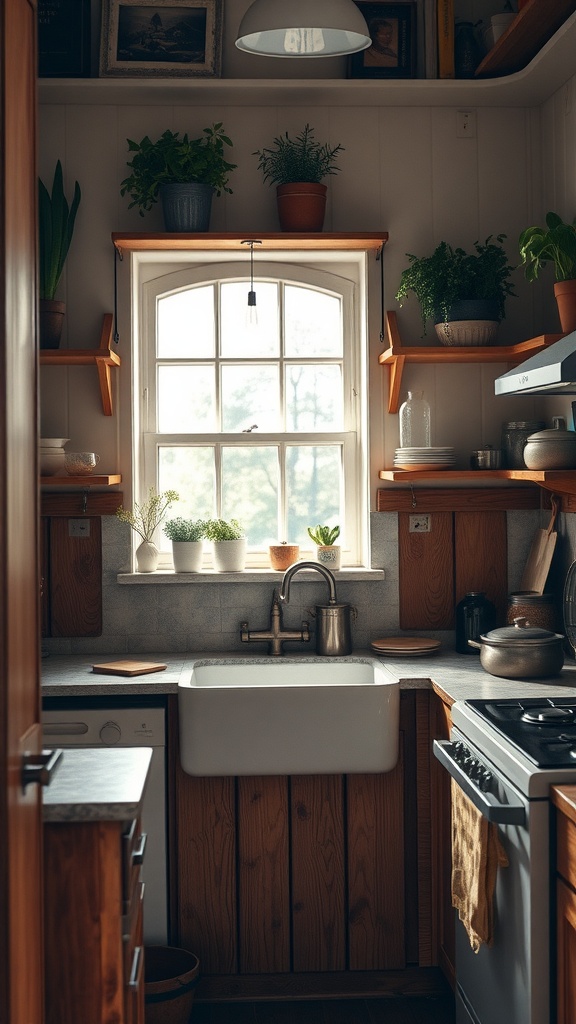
<box><xmin>468</xmin><ymin>616</ymin><xmax>565</xmax><ymax>678</ymax></box>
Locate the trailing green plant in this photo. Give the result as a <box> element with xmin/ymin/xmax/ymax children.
<box><xmin>254</xmin><ymin>124</ymin><xmax>344</xmax><ymax>186</ymax></box>
<box><xmin>116</xmin><ymin>489</ymin><xmax>179</xmax><ymax>541</ymax></box>
<box><xmin>120</xmin><ymin>123</ymin><xmax>236</xmax><ymax>215</ymax></box>
<box><xmin>204</xmin><ymin>518</ymin><xmax>245</xmax><ymax>541</ymax></box>
<box><xmin>395</xmin><ymin>235</ymin><xmax>516</xmax><ymax>334</ymax></box>
<box><xmin>163</xmin><ymin>517</ymin><xmax>207</xmax><ymax>542</ymax></box>
<box><xmin>38</xmin><ymin>160</ymin><xmax>81</xmax><ymax>300</ymax></box>
<box><xmin>307</xmin><ymin>524</ymin><xmax>340</xmax><ymax>546</ymax></box>
<box><xmin>518</xmin><ymin>212</ymin><xmax>576</xmax><ymax>282</ymax></box>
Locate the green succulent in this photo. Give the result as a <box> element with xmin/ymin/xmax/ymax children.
<box><xmin>163</xmin><ymin>517</ymin><xmax>207</xmax><ymax>542</ymax></box>
<box><xmin>203</xmin><ymin>518</ymin><xmax>244</xmax><ymax>541</ymax></box>
<box><xmin>38</xmin><ymin>160</ymin><xmax>81</xmax><ymax>300</ymax></box>
<box><xmin>254</xmin><ymin>124</ymin><xmax>344</xmax><ymax>187</ymax></box>
<box><xmin>518</xmin><ymin>211</ymin><xmax>576</xmax><ymax>282</ymax></box>
<box><xmin>307</xmin><ymin>524</ymin><xmax>340</xmax><ymax>546</ymax></box>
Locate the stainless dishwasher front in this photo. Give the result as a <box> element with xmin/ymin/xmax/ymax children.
<box><xmin>42</xmin><ymin>700</ymin><xmax>168</xmax><ymax>945</ymax></box>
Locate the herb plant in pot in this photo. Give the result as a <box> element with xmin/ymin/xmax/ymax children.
<box><xmin>518</xmin><ymin>212</ymin><xmax>576</xmax><ymax>333</ymax></box>
<box><xmin>116</xmin><ymin>488</ymin><xmax>179</xmax><ymax>572</ymax></box>
<box><xmin>204</xmin><ymin>518</ymin><xmax>246</xmax><ymax>572</ymax></box>
<box><xmin>38</xmin><ymin>160</ymin><xmax>81</xmax><ymax>349</ymax></box>
<box><xmin>307</xmin><ymin>524</ymin><xmax>341</xmax><ymax>570</ymax></box>
<box><xmin>395</xmin><ymin>235</ymin><xmax>516</xmax><ymax>345</ymax></box>
<box><xmin>254</xmin><ymin>124</ymin><xmax>344</xmax><ymax>232</ymax></box>
<box><xmin>164</xmin><ymin>517</ymin><xmax>206</xmax><ymax>573</ymax></box>
<box><xmin>120</xmin><ymin>123</ymin><xmax>236</xmax><ymax>232</ymax></box>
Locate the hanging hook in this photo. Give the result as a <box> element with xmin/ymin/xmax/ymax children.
<box><xmin>410</xmin><ymin>484</ymin><xmax>417</xmax><ymax>508</ymax></box>
<box><xmin>81</xmin><ymin>490</ymin><xmax>88</xmax><ymax>514</ymax></box>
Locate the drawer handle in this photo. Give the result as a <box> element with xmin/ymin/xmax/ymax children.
<box><xmin>132</xmin><ymin>832</ymin><xmax>147</xmax><ymax>865</ymax></box>
<box><xmin>128</xmin><ymin>945</ymin><xmax>143</xmax><ymax>991</ymax></box>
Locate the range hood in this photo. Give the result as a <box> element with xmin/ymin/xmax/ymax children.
<box><xmin>495</xmin><ymin>330</ymin><xmax>576</xmax><ymax>397</ymax></box>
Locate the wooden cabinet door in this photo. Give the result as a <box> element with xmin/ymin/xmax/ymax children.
<box><xmin>557</xmin><ymin>877</ymin><xmax>576</xmax><ymax>1024</ymax></box>
<box><xmin>0</xmin><ymin>1</ymin><xmax>43</xmax><ymax>1022</ymax></box>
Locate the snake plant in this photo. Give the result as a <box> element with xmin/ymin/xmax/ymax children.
<box><xmin>38</xmin><ymin>160</ymin><xmax>81</xmax><ymax>300</ymax></box>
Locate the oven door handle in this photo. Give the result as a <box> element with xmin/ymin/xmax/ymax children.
<box><xmin>433</xmin><ymin>740</ymin><xmax>526</xmax><ymax>825</ymax></box>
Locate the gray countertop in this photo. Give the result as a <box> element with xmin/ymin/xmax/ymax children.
<box><xmin>41</xmin><ymin>648</ymin><xmax>576</xmax><ymax>704</ymax></box>
<box><xmin>42</xmin><ymin>746</ymin><xmax>153</xmax><ymax>823</ymax></box>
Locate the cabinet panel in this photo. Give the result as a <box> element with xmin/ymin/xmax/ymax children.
<box><xmin>399</xmin><ymin>511</ymin><xmax>454</xmax><ymax>629</ymax></box>
<box><xmin>47</xmin><ymin>516</ymin><xmax>102</xmax><ymax>636</ymax></box>
<box><xmin>454</xmin><ymin>510</ymin><xmax>507</xmax><ymax>622</ymax></box>
<box><xmin>557</xmin><ymin>878</ymin><xmax>576</xmax><ymax>1024</ymax></box>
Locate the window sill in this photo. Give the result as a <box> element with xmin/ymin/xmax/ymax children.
<box><xmin>116</xmin><ymin>567</ymin><xmax>385</xmax><ymax>584</ymax></box>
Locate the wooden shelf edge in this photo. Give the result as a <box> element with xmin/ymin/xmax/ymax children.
<box><xmin>112</xmin><ymin>232</ymin><xmax>388</xmax><ymax>256</ymax></box>
<box><xmin>380</xmin><ymin>311</ymin><xmax>563</xmax><ymax>413</ymax></box>
<box><xmin>378</xmin><ymin>468</ymin><xmax>576</xmax><ymax>499</ymax></box>
<box><xmin>475</xmin><ymin>0</ymin><xmax>576</xmax><ymax>78</ymax></box>
<box><xmin>41</xmin><ymin>491</ymin><xmax>124</xmax><ymax>516</ymax></box>
<box><xmin>39</xmin><ymin>314</ymin><xmax>120</xmax><ymax>415</ymax></box>
<box><xmin>40</xmin><ymin>475</ymin><xmax>121</xmax><ymax>486</ymax></box>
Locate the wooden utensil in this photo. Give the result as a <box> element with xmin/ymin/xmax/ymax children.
<box><xmin>92</xmin><ymin>660</ymin><xmax>167</xmax><ymax>676</ymax></box>
<box><xmin>519</xmin><ymin>498</ymin><xmax>559</xmax><ymax>595</ymax></box>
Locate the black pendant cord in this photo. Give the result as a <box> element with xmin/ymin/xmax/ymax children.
<box><xmin>378</xmin><ymin>243</ymin><xmax>385</xmax><ymax>344</ymax></box>
<box><xmin>113</xmin><ymin>244</ymin><xmax>120</xmax><ymax>344</ymax></box>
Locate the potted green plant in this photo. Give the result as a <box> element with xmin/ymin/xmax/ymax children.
<box><xmin>395</xmin><ymin>234</ymin><xmax>516</xmax><ymax>345</ymax></box>
<box><xmin>116</xmin><ymin>488</ymin><xmax>179</xmax><ymax>572</ymax></box>
<box><xmin>254</xmin><ymin>124</ymin><xmax>344</xmax><ymax>232</ymax></box>
<box><xmin>163</xmin><ymin>517</ymin><xmax>207</xmax><ymax>573</ymax></box>
<box><xmin>120</xmin><ymin>123</ymin><xmax>236</xmax><ymax>232</ymax></box>
<box><xmin>518</xmin><ymin>211</ymin><xmax>576</xmax><ymax>333</ymax></box>
<box><xmin>203</xmin><ymin>518</ymin><xmax>246</xmax><ymax>572</ymax></box>
<box><xmin>38</xmin><ymin>160</ymin><xmax>81</xmax><ymax>349</ymax></box>
<box><xmin>307</xmin><ymin>524</ymin><xmax>341</xmax><ymax>570</ymax></box>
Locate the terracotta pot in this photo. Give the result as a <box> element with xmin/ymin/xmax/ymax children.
<box><xmin>269</xmin><ymin>544</ymin><xmax>299</xmax><ymax>570</ymax></box>
<box><xmin>39</xmin><ymin>299</ymin><xmax>65</xmax><ymax>350</ymax></box>
<box><xmin>554</xmin><ymin>279</ymin><xmax>576</xmax><ymax>334</ymax></box>
<box><xmin>276</xmin><ymin>182</ymin><xmax>327</xmax><ymax>232</ymax></box>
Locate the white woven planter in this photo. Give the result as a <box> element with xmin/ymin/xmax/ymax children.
<box><xmin>212</xmin><ymin>538</ymin><xmax>246</xmax><ymax>572</ymax></box>
<box><xmin>172</xmin><ymin>541</ymin><xmax>203</xmax><ymax>573</ymax></box>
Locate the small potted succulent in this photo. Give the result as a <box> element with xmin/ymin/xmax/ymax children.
<box><xmin>203</xmin><ymin>517</ymin><xmax>246</xmax><ymax>572</ymax></box>
<box><xmin>518</xmin><ymin>211</ymin><xmax>576</xmax><ymax>333</ymax></box>
<box><xmin>307</xmin><ymin>524</ymin><xmax>341</xmax><ymax>571</ymax></box>
<box><xmin>395</xmin><ymin>234</ymin><xmax>516</xmax><ymax>344</ymax></box>
<box><xmin>120</xmin><ymin>122</ymin><xmax>236</xmax><ymax>232</ymax></box>
<box><xmin>254</xmin><ymin>124</ymin><xmax>344</xmax><ymax>232</ymax></box>
<box><xmin>38</xmin><ymin>160</ymin><xmax>81</xmax><ymax>349</ymax></box>
<box><xmin>116</xmin><ymin>488</ymin><xmax>179</xmax><ymax>572</ymax></box>
<box><xmin>163</xmin><ymin>517</ymin><xmax>207</xmax><ymax>573</ymax></box>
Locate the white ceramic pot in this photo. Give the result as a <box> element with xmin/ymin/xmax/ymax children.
<box><xmin>316</xmin><ymin>545</ymin><xmax>341</xmax><ymax>571</ymax></box>
<box><xmin>212</xmin><ymin>538</ymin><xmax>246</xmax><ymax>572</ymax></box>
<box><xmin>136</xmin><ymin>540</ymin><xmax>159</xmax><ymax>573</ymax></box>
<box><xmin>172</xmin><ymin>540</ymin><xmax>203</xmax><ymax>573</ymax></box>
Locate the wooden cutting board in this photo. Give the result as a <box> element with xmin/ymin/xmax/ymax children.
<box><xmin>92</xmin><ymin>660</ymin><xmax>167</xmax><ymax>676</ymax></box>
<box><xmin>519</xmin><ymin>500</ymin><xmax>559</xmax><ymax>595</ymax></box>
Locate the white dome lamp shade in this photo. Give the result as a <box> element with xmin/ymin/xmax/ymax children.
<box><xmin>235</xmin><ymin>0</ymin><xmax>371</xmax><ymax>57</ymax></box>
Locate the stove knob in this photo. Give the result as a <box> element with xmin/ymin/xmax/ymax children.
<box><xmin>99</xmin><ymin>721</ymin><xmax>121</xmax><ymax>746</ymax></box>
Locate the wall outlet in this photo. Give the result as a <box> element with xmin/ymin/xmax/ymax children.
<box><xmin>456</xmin><ymin>110</ymin><xmax>476</xmax><ymax>138</ymax></box>
<box><xmin>69</xmin><ymin>519</ymin><xmax>90</xmax><ymax>538</ymax></box>
<box><xmin>409</xmin><ymin>514</ymin><xmax>431</xmax><ymax>533</ymax></box>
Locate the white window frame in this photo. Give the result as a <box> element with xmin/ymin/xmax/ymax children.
<box><xmin>130</xmin><ymin>251</ymin><xmax>371</xmax><ymax>569</ymax></box>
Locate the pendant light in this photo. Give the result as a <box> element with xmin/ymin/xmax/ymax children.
<box><xmin>235</xmin><ymin>0</ymin><xmax>371</xmax><ymax>57</ymax></box>
<box><xmin>241</xmin><ymin>239</ymin><xmax>262</xmax><ymax>325</ymax></box>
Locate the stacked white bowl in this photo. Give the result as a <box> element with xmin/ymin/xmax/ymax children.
<box><xmin>39</xmin><ymin>438</ymin><xmax>69</xmax><ymax>476</ymax></box>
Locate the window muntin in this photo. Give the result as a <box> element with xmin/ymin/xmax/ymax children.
<box><xmin>141</xmin><ymin>261</ymin><xmax>362</xmax><ymax>566</ymax></box>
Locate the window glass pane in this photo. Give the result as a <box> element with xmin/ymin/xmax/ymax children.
<box><xmin>220</xmin><ymin>282</ymin><xmax>279</xmax><ymax>357</ymax></box>
<box><xmin>158</xmin><ymin>366</ymin><xmax>216</xmax><ymax>432</ymax></box>
<box><xmin>157</xmin><ymin>446</ymin><xmax>215</xmax><ymax>550</ymax></box>
<box><xmin>284</xmin><ymin>286</ymin><xmax>342</xmax><ymax>356</ymax></box>
<box><xmin>286</xmin><ymin>365</ymin><xmax>343</xmax><ymax>430</ymax></box>
<box><xmin>222</xmin><ymin>446</ymin><xmax>278</xmax><ymax>546</ymax></box>
<box><xmin>286</xmin><ymin>446</ymin><xmax>341</xmax><ymax>544</ymax></box>
<box><xmin>221</xmin><ymin>365</ymin><xmax>280</xmax><ymax>432</ymax></box>
<box><xmin>157</xmin><ymin>287</ymin><xmax>214</xmax><ymax>357</ymax></box>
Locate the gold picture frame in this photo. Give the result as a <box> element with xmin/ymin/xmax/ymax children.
<box><xmin>100</xmin><ymin>0</ymin><xmax>223</xmax><ymax>78</ymax></box>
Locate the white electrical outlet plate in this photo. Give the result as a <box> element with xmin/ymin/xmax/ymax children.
<box><xmin>409</xmin><ymin>514</ymin><xmax>431</xmax><ymax>533</ymax></box>
<box><xmin>69</xmin><ymin>519</ymin><xmax>90</xmax><ymax>538</ymax></box>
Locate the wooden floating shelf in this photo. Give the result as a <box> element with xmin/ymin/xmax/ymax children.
<box><xmin>39</xmin><ymin>314</ymin><xmax>120</xmax><ymax>415</ymax></box>
<box><xmin>112</xmin><ymin>231</ymin><xmax>388</xmax><ymax>257</ymax></box>
<box><xmin>475</xmin><ymin>0</ymin><xmax>576</xmax><ymax>78</ymax></box>
<box><xmin>40</xmin><ymin>475</ymin><xmax>121</xmax><ymax>487</ymax></box>
<box><xmin>378</xmin><ymin>468</ymin><xmax>576</xmax><ymax>497</ymax></box>
<box><xmin>379</xmin><ymin>310</ymin><xmax>562</xmax><ymax>413</ymax></box>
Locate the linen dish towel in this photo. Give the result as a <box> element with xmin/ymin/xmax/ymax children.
<box><xmin>450</xmin><ymin>778</ymin><xmax>509</xmax><ymax>953</ymax></box>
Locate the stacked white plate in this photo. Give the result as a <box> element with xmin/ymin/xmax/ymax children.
<box><xmin>394</xmin><ymin>446</ymin><xmax>455</xmax><ymax>471</ymax></box>
<box><xmin>39</xmin><ymin>437</ymin><xmax>69</xmax><ymax>476</ymax></box>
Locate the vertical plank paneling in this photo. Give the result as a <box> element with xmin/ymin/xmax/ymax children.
<box><xmin>291</xmin><ymin>775</ymin><xmax>346</xmax><ymax>972</ymax></box>
<box><xmin>238</xmin><ymin>776</ymin><xmax>290</xmax><ymax>973</ymax></box>
<box><xmin>49</xmin><ymin>516</ymin><xmax>102</xmax><ymax>636</ymax></box>
<box><xmin>347</xmin><ymin>738</ymin><xmax>405</xmax><ymax>970</ymax></box>
<box><xmin>454</xmin><ymin>510</ymin><xmax>507</xmax><ymax>621</ymax></box>
<box><xmin>399</xmin><ymin>511</ymin><xmax>454</xmax><ymax>629</ymax></box>
<box><xmin>177</xmin><ymin>775</ymin><xmax>237</xmax><ymax>975</ymax></box>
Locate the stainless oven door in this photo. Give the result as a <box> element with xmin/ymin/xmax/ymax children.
<box><xmin>434</xmin><ymin>727</ymin><xmax>551</xmax><ymax>1024</ymax></box>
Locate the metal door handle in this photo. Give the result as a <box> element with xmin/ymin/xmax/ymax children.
<box><xmin>21</xmin><ymin>748</ymin><xmax>63</xmax><ymax>790</ymax></box>
<box><xmin>132</xmin><ymin>832</ymin><xmax>147</xmax><ymax>865</ymax></box>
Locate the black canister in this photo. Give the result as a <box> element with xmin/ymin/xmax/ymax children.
<box><xmin>455</xmin><ymin>591</ymin><xmax>497</xmax><ymax>654</ymax></box>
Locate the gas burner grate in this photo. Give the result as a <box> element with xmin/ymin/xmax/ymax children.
<box><xmin>465</xmin><ymin>697</ymin><xmax>576</xmax><ymax>767</ymax></box>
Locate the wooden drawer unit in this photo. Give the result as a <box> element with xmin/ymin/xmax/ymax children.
<box><xmin>557</xmin><ymin>812</ymin><xmax>576</xmax><ymax>889</ymax></box>
<box><xmin>45</xmin><ymin>817</ymin><xmax>146</xmax><ymax>1024</ymax></box>
<box><xmin>552</xmin><ymin>788</ymin><xmax>576</xmax><ymax>1024</ymax></box>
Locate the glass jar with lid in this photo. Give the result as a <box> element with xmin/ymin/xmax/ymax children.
<box><xmin>501</xmin><ymin>420</ymin><xmax>546</xmax><ymax>469</ymax></box>
<box><xmin>399</xmin><ymin>390</ymin><xmax>431</xmax><ymax>448</ymax></box>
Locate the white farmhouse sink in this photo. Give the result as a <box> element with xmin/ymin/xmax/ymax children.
<box><xmin>178</xmin><ymin>657</ymin><xmax>399</xmax><ymax>776</ymax></box>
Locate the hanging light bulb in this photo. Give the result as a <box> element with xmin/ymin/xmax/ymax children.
<box><xmin>241</xmin><ymin>239</ymin><xmax>262</xmax><ymax>327</ymax></box>
<box><xmin>235</xmin><ymin>0</ymin><xmax>371</xmax><ymax>57</ymax></box>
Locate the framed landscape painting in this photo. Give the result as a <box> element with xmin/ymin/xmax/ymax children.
<box><xmin>100</xmin><ymin>0</ymin><xmax>223</xmax><ymax>78</ymax></box>
<box><xmin>348</xmin><ymin>2</ymin><xmax>416</xmax><ymax>79</ymax></box>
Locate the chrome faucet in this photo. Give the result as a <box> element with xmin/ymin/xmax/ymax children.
<box><xmin>279</xmin><ymin>560</ymin><xmax>338</xmax><ymax>605</ymax></box>
<box><xmin>240</xmin><ymin>591</ymin><xmax>310</xmax><ymax>657</ymax></box>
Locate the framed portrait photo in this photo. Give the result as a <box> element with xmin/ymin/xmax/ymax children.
<box><xmin>100</xmin><ymin>0</ymin><xmax>223</xmax><ymax>78</ymax></box>
<box><xmin>348</xmin><ymin>2</ymin><xmax>416</xmax><ymax>79</ymax></box>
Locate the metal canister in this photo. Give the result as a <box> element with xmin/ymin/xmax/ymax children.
<box><xmin>501</xmin><ymin>421</ymin><xmax>545</xmax><ymax>469</ymax></box>
<box><xmin>507</xmin><ymin>592</ymin><xmax>557</xmax><ymax>632</ymax></box>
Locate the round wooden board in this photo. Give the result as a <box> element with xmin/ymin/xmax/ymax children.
<box><xmin>370</xmin><ymin>637</ymin><xmax>441</xmax><ymax>654</ymax></box>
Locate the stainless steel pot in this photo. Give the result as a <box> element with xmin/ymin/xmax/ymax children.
<box><xmin>468</xmin><ymin>616</ymin><xmax>565</xmax><ymax>678</ymax></box>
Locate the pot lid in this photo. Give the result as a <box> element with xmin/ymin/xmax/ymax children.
<box><xmin>481</xmin><ymin>616</ymin><xmax>562</xmax><ymax>644</ymax></box>
<box><xmin>527</xmin><ymin>427</ymin><xmax>576</xmax><ymax>442</ymax></box>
